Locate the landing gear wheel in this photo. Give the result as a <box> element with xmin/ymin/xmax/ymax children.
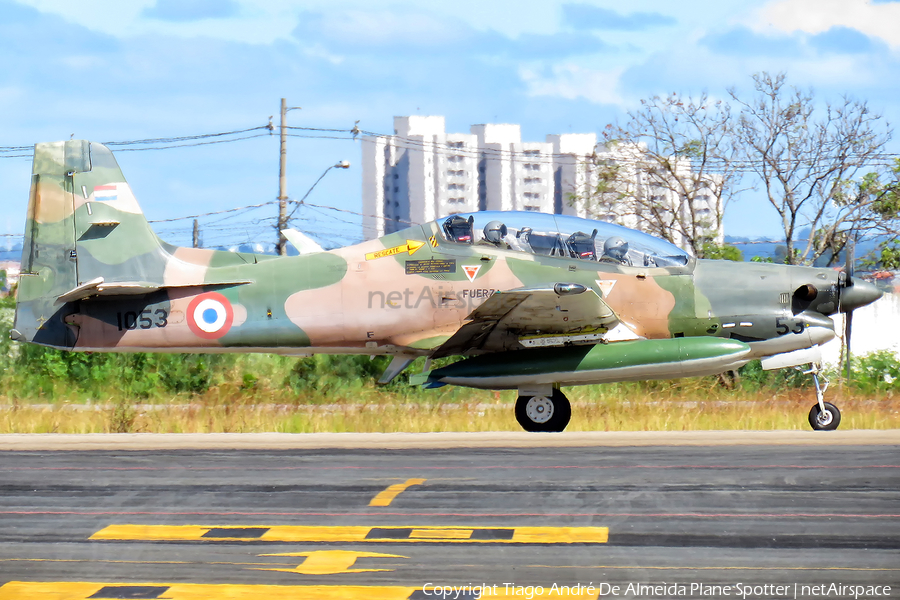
<box><xmin>515</xmin><ymin>389</ymin><xmax>571</xmax><ymax>433</ymax></box>
<box><xmin>808</xmin><ymin>401</ymin><xmax>841</xmax><ymax>431</ymax></box>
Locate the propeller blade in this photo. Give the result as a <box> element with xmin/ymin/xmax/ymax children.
<box><xmin>845</xmin><ymin>241</ymin><xmax>855</xmax><ymax>283</ymax></box>
<box><xmin>843</xmin><ymin>238</ymin><xmax>856</xmax><ymax>382</ymax></box>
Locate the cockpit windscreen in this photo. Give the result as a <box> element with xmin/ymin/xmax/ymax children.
<box><xmin>438</xmin><ymin>211</ymin><xmax>690</xmax><ymax>268</ymax></box>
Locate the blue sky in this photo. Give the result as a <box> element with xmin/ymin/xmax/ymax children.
<box><xmin>1</xmin><ymin>0</ymin><xmax>899</xmax><ymax>249</ymax></box>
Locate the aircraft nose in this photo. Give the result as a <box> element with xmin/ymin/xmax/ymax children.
<box><xmin>804</xmin><ymin>311</ymin><xmax>837</xmax><ymax>346</ymax></box>
<box><xmin>840</xmin><ymin>278</ymin><xmax>883</xmax><ymax>312</ymax></box>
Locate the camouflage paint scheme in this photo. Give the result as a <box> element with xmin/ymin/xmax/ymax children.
<box><xmin>12</xmin><ymin>141</ymin><xmax>883</xmax><ymax>430</ymax></box>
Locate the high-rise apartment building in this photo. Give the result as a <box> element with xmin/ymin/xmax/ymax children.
<box><xmin>361</xmin><ymin>116</ymin><xmax>722</xmax><ymax>250</ymax></box>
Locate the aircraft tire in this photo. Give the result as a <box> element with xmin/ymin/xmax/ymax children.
<box><xmin>808</xmin><ymin>401</ymin><xmax>841</xmax><ymax>431</ymax></box>
<box><xmin>515</xmin><ymin>389</ymin><xmax>571</xmax><ymax>433</ymax></box>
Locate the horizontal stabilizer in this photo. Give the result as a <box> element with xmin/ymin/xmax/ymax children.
<box><xmin>281</xmin><ymin>228</ymin><xmax>324</xmax><ymax>254</ymax></box>
<box><xmin>57</xmin><ymin>276</ymin><xmax>253</xmax><ymax>303</ymax></box>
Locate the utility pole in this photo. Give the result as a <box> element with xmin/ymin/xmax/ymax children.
<box><xmin>276</xmin><ymin>98</ymin><xmax>288</xmax><ymax>256</ymax></box>
<box><xmin>192</xmin><ymin>219</ymin><xmax>201</xmax><ymax>248</ymax></box>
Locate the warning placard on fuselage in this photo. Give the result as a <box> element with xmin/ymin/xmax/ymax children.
<box><xmin>406</xmin><ymin>259</ymin><xmax>457</xmax><ymax>275</ymax></box>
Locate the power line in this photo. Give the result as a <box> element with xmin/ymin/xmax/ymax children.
<box><xmin>286</xmin><ymin>126</ymin><xmax>357</xmax><ymax>133</ymax></box>
<box><xmin>357</xmin><ymin>128</ymin><xmax>900</xmax><ymax>174</ymax></box>
<box><xmin>113</xmin><ymin>133</ymin><xmax>271</xmax><ymax>152</ymax></box>
<box><xmin>147</xmin><ymin>200</ymin><xmax>277</xmax><ymax>223</ymax></box>
<box><xmin>286</xmin><ymin>133</ymin><xmax>357</xmax><ymax>141</ymax></box>
<box><xmin>103</xmin><ymin>126</ymin><xmax>271</xmax><ymax>147</ymax></box>
<box><xmin>0</xmin><ymin>125</ymin><xmax>277</xmax><ymax>159</ymax></box>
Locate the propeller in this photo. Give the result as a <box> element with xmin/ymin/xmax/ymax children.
<box><xmin>841</xmin><ymin>243</ymin><xmax>855</xmax><ymax>382</ymax></box>
<box><xmin>794</xmin><ymin>238</ymin><xmax>880</xmax><ymax>384</ymax></box>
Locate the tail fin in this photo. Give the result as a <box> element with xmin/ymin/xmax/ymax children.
<box><xmin>13</xmin><ymin>140</ymin><xmax>169</xmax><ymax>348</ymax></box>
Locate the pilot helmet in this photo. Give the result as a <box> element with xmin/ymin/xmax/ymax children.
<box><xmin>483</xmin><ymin>220</ymin><xmax>508</xmax><ymax>244</ymax></box>
<box><xmin>443</xmin><ymin>215</ymin><xmax>474</xmax><ymax>243</ymax></box>
<box><xmin>603</xmin><ymin>236</ymin><xmax>629</xmax><ymax>261</ymax></box>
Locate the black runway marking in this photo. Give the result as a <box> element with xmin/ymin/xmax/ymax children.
<box><xmin>201</xmin><ymin>527</ymin><xmax>269</xmax><ymax>539</ymax></box>
<box><xmin>363</xmin><ymin>527</ymin><xmax>516</xmax><ymax>541</ymax></box>
<box><xmin>366</xmin><ymin>527</ymin><xmax>414</xmax><ymax>539</ymax></box>
<box><xmin>88</xmin><ymin>586</ymin><xmax>170</xmax><ymax>599</ymax></box>
<box><xmin>469</xmin><ymin>528</ymin><xmax>515</xmax><ymax>540</ymax></box>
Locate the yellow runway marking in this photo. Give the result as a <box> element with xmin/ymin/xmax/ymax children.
<box><xmin>0</xmin><ymin>557</ymin><xmax>297</xmax><ymax>567</ymax></box>
<box><xmin>409</xmin><ymin>528</ymin><xmax>472</xmax><ymax>539</ymax></box>
<box><xmin>530</xmin><ymin>564</ymin><xmax>900</xmax><ymax>571</ymax></box>
<box><xmin>0</xmin><ymin>582</ymin><xmax>599</xmax><ymax>599</ymax></box>
<box><xmin>369</xmin><ymin>478</ymin><xmax>426</xmax><ymax>506</ymax></box>
<box><xmin>257</xmin><ymin>550</ymin><xmax>406</xmax><ymax>574</ymax></box>
<box><xmin>90</xmin><ymin>524</ymin><xmax>608</xmax><ymax>544</ymax></box>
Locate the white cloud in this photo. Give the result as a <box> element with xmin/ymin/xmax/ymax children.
<box><xmin>298</xmin><ymin>43</ymin><xmax>344</xmax><ymax>66</ymax></box>
<box><xmin>308</xmin><ymin>10</ymin><xmax>466</xmax><ymax>47</ymax></box>
<box><xmin>519</xmin><ymin>64</ymin><xmax>626</xmax><ymax>106</ymax></box>
<box><xmin>755</xmin><ymin>0</ymin><xmax>900</xmax><ymax>49</ymax></box>
<box><xmin>60</xmin><ymin>55</ymin><xmax>107</xmax><ymax>70</ymax></box>
<box><xmin>13</xmin><ymin>0</ymin><xmax>299</xmax><ymax>44</ymax></box>
<box><xmin>0</xmin><ymin>85</ymin><xmax>24</xmax><ymax>105</ymax></box>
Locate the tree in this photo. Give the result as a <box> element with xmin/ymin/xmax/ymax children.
<box><xmin>729</xmin><ymin>72</ymin><xmax>895</xmax><ymax>265</ymax></box>
<box><xmin>701</xmin><ymin>243</ymin><xmax>743</xmax><ymax>262</ymax></box>
<box><xmin>572</xmin><ymin>92</ymin><xmax>741</xmax><ymax>257</ymax></box>
<box><xmin>864</xmin><ymin>158</ymin><xmax>900</xmax><ymax>270</ymax></box>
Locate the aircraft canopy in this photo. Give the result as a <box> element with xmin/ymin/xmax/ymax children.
<box><xmin>435</xmin><ymin>211</ymin><xmax>690</xmax><ymax>268</ymax></box>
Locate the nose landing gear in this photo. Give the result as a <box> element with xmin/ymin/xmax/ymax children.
<box><xmin>804</xmin><ymin>363</ymin><xmax>841</xmax><ymax>431</ymax></box>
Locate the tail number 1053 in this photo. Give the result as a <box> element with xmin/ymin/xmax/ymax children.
<box><xmin>116</xmin><ymin>309</ymin><xmax>168</xmax><ymax>331</ymax></box>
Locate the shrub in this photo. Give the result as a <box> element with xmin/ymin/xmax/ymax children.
<box><xmin>848</xmin><ymin>350</ymin><xmax>900</xmax><ymax>394</ymax></box>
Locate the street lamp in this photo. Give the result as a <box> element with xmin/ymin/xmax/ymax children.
<box><xmin>278</xmin><ymin>160</ymin><xmax>351</xmax><ymax>253</ymax></box>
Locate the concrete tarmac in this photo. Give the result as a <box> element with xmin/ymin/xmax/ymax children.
<box><xmin>0</xmin><ymin>432</ymin><xmax>898</xmax><ymax>599</ymax></box>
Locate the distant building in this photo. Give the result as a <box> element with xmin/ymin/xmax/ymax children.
<box><xmin>361</xmin><ymin>117</ymin><xmax>595</xmax><ymax>238</ymax></box>
<box><xmin>361</xmin><ymin>116</ymin><xmax>722</xmax><ymax>251</ymax></box>
<box><xmin>581</xmin><ymin>141</ymin><xmax>725</xmax><ymax>249</ymax></box>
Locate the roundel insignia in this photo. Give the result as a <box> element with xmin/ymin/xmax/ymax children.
<box><xmin>187</xmin><ymin>292</ymin><xmax>234</xmax><ymax>340</ymax></box>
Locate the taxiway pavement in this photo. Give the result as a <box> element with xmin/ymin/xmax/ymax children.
<box><xmin>0</xmin><ymin>432</ymin><xmax>898</xmax><ymax>599</ymax></box>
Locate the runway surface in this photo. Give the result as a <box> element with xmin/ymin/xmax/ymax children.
<box><xmin>0</xmin><ymin>434</ymin><xmax>898</xmax><ymax>599</ymax></box>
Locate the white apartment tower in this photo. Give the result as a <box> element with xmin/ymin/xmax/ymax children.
<box><xmin>361</xmin><ymin>116</ymin><xmax>723</xmax><ymax>249</ymax></box>
<box><xmin>362</xmin><ymin>117</ymin><xmax>595</xmax><ymax>239</ymax></box>
<box><xmin>578</xmin><ymin>142</ymin><xmax>725</xmax><ymax>248</ymax></box>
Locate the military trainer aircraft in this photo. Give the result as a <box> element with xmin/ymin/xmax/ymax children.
<box><xmin>13</xmin><ymin>141</ymin><xmax>883</xmax><ymax>432</ymax></box>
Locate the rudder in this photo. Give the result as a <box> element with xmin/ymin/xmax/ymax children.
<box><xmin>13</xmin><ymin>140</ymin><xmax>168</xmax><ymax>348</ymax></box>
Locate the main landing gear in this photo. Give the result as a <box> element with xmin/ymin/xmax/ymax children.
<box><xmin>804</xmin><ymin>363</ymin><xmax>841</xmax><ymax>431</ymax></box>
<box><xmin>515</xmin><ymin>388</ymin><xmax>571</xmax><ymax>432</ymax></box>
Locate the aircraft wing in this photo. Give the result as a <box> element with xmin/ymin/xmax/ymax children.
<box><xmin>432</xmin><ymin>284</ymin><xmax>619</xmax><ymax>358</ymax></box>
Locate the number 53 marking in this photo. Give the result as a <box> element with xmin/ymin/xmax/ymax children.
<box><xmin>775</xmin><ymin>316</ymin><xmax>804</xmax><ymax>335</ymax></box>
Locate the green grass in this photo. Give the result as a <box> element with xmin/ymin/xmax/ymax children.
<box><xmin>2</xmin><ymin>389</ymin><xmax>898</xmax><ymax>433</ymax></box>
<box><xmin>2</xmin><ymin>306</ymin><xmax>899</xmax><ymax>433</ymax></box>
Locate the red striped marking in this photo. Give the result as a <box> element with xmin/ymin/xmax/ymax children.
<box><xmin>4</xmin><ymin>464</ymin><xmax>899</xmax><ymax>471</ymax></box>
<box><xmin>1</xmin><ymin>510</ymin><xmax>897</xmax><ymax>518</ymax></box>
